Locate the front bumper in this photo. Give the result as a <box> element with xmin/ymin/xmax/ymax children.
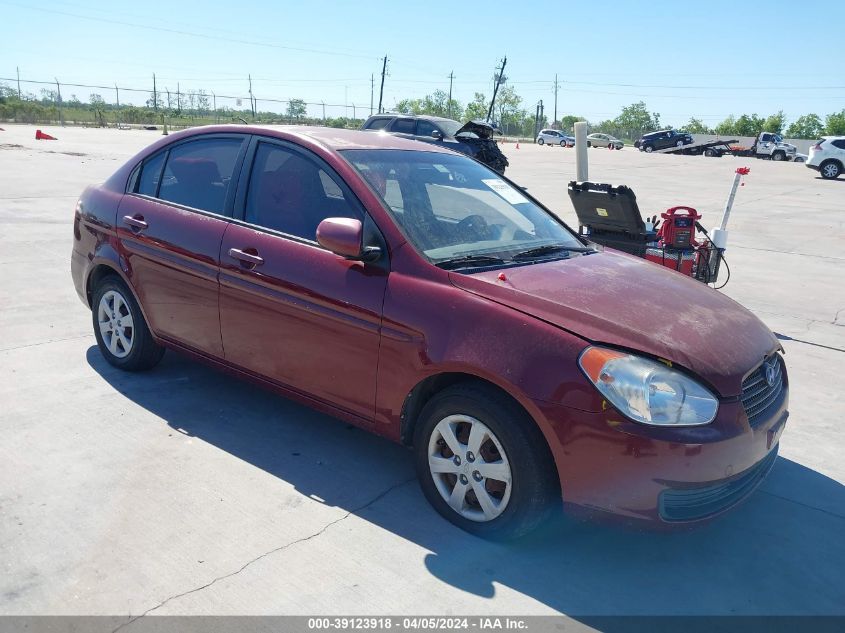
<box><xmin>534</xmin><ymin>383</ymin><xmax>788</xmax><ymax>524</ymax></box>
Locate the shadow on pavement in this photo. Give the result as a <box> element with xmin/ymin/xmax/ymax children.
<box><xmin>87</xmin><ymin>347</ymin><xmax>845</xmax><ymax>617</ymax></box>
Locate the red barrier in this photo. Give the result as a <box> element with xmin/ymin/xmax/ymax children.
<box><xmin>35</xmin><ymin>129</ymin><xmax>58</xmax><ymax>140</ymax></box>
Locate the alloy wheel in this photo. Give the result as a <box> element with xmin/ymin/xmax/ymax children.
<box><xmin>97</xmin><ymin>290</ymin><xmax>134</xmax><ymax>358</ymax></box>
<box><xmin>822</xmin><ymin>162</ymin><xmax>840</xmax><ymax>178</ymax></box>
<box><xmin>427</xmin><ymin>414</ymin><xmax>512</xmax><ymax>522</ymax></box>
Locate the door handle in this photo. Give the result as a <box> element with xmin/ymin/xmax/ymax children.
<box><xmin>228</xmin><ymin>248</ymin><xmax>264</xmax><ymax>267</ymax></box>
<box><xmin>122</xmin><ymin>215</ymin><xmax>148</xmax><ymax>231</ymax></box>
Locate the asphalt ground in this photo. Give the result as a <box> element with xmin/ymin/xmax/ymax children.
<box><xmin>1</xmin><ymin>124</ymin><xmax>843</xmax><ymax>623</ymax></box>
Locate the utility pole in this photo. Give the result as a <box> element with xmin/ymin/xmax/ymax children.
<box><xmin>16</xmin><ymin>66</ymin><xmax>21</xmax><ymax>98</ymax></box>
<box><xmin>370</xmin><ymin>74</ymin><xmax>374</xmax><ymax>116</ymax></box>
<box><xmin>535</xmin><ymin>102</ymin><xmax>540</xmax><ymax>141</ymax></box>
<box><xmin>166</xmin><ymin>88</ymin><xmax>171</xmax><ymax>112</ymax></box>
<box><xmin>486</xmin><ymin>56</ymin><xmax>507</xmax><ymax>123</ymax></box>
<box><xmin>212</xmin><ymin>91</ymin><xmax>216</xmax><ymax>122</ymax></box>
<box><xmin>177</xmin><ymin>83</ymin><xmax>181</xmax><ymax>114</ymax></box>
<box><xmin>447</xmin><ymin>71</ymin><xmax>454</xmax><ymax>118</ymax></box>
<box><xmin>115</xmin><ymin>84</ymin><xmax>119</xmax><ymax>108</ymax></box>
<box><xmin>152</xmin><ymin>73</ymin><xmax>158</xmax><ymax>112</ymax></box>
<box><xmin>377</xmin><ymin>55</ymin><xmax>388</xmax><ymax>114</ymax></box>
<box><xmin>55</xmin><ymin>77</ymin><xmax>64</xmax><ymax>126</ymax></box>
<box><xmin>248</xmin><ymin>74</ymin><xmax>255</xmax><ymax>120</ymax></box>
<box><xmin>553</xmin><ymin>74</ymin><xmax>559</xmax><ymax>127</ymax></box>
<box><xmin>322</xmin><ymin>101</ymin><xmax>326</xmax><ymax>122</ymax></box>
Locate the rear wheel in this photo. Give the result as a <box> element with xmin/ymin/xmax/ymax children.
<box><xmin>414</xmin><ymin>383</ymin><xmax>558</xmax><ymax>540</ymax></box>
<box><xmin>537</xmin><ymin>138</ymin><xmax>544</xmax><ymax>145</ymax></box>
<box><xmin>587</xmin><ymin>141</ymin><xmax>592</xmax><ymax>148</ymax></box>
<box><xmin>92</xmin><ymin>276</ymin><xmax>164</xmax><ymax>371</ymax></box>
<box><xmin>820</xmin><ymin>160</ymin><xmax>841</xmax><ymax>179</ymax></box>
<box><xmin>704</xmin><ymin>148</ymin><xmax>716</xmax><ymax>157</ymax></box>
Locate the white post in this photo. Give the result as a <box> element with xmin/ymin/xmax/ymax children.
<box><xmin>574</xmin><ymin>121</ymin><xmax>588</xmax><ymax>182</ymax></box>
<box><xmin>711</xmin><ymin>167</ymin><xmax>749</xmax><ymax>250</ymax></box>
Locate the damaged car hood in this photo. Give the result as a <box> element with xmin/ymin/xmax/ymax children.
<box><xmin>455</xmin><ymin>119</ymin><xmax>499</xmax><ymax>139</ymax></box>
<box><xmin>449</xmin><ymin>250</ymin><xmax>779</xmax><ymax>396</ymax></box>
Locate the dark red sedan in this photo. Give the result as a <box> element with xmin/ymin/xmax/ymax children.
<box><xmin>71</xmin><ymin>126</ymin><xmax>788</xmax><ymax>539</ymax></box>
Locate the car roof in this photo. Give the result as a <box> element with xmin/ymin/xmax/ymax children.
<box><xmin>367</xmin><ymin>113</ymin><xmax>457</xmax><ymax>124</ymax></box>
<box><xmin>158</xmin><ymin>124</ymin><xmax>456</xmax><ymax>154</ymax></box>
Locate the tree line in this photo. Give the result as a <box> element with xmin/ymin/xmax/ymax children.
<box><xmin>2</xmin><ymin>81</ymin><xmax>843</xmax><ymax>140</ymax></box>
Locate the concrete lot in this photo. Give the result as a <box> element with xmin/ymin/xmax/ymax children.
<box><xmin>1</xmin><ymin>124</ymin><xmax>843</xmax><ymax>621</ymax></box>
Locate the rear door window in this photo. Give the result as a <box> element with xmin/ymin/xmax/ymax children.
<box><xmin>391</xmin><ymin>118</ymin><xmax>416</xmax><ymax>134</ymax></box>
<box><xmin>832</xmin><ymin>140</ymin><xmax>845</xmax><ymax>150</ymax></box>
<box><xmin>158</xmin><ymin>137</ymin><xmax>245</xmax><ymax>214</ymax></box>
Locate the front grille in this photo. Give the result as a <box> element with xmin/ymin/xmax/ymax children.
<box><xmin>741</xmin><ymin>354</ymin><xmax>785</xmax><ymax>426</ymax></box>
<box><xmin>659</xmin><ymin>445</ymin><xmax>778</xmax><ymax>522</ymax></box>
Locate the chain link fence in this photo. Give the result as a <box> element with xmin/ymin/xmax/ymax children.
<box><xmin>0</xmin><ymin>76</ymin><xmax>374</xmax><ymax>129</ymax></box>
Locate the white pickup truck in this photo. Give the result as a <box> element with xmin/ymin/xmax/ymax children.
<box><xmin>748</xmin><ymin>132</ymin><xmax>798</xmax><ymax>161</ymax></box>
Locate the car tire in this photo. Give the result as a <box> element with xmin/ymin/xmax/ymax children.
<box><xmin>587</xmin><ymin>141</ymin><xmax>592</xmax><ymax>148</ymax></box>
<box><xmin>413</xmin><ymin>383</ymin><xmax>559</xmax><ymax>540</ymax></box>
<box><xmin>704</xmin><ymin>148</ymin><xmax>716</xmax><ymax>157</ymax></box>
<box><xmin>772</xmin><ymin>151</ymin><xmax>785</xmax><ymax>161</ymax></box>
<box><xmin>92</xmin><ymin>276</ymin><xmax>164</xmax><ymax>371</ymax></box>
<box><xmin>537</xmin><ymin>138</ymin><xmax>544</xmax><ymax>145</ymax></box>
<box><xmin>676</xmin><ymin>140</ymin><xmax>684</xmax><ymax>148</ymax></box>
<box><xmin>820</xmin><ymin>160</ymin><xmax>841</xmax><ymax>179</ymax></box>
<box><xmin>644</xmin><ymin>145</ymin><xmax>654</xmax><ymax>153</ymax></box>
<box><xmin>607</xmin><ymin>143</ymin><xmax>614</xmax><ymax>150</ymax></box>
<box><xmin>560</xmin><ymin>140</ymin><xmax>566</xmax><ymax>147</ymax></box>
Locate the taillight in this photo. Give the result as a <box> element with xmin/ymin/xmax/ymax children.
<box><xmin>813</xmin><ymin>141</ymin><xmax>823</xmax><ymax>151</ymax></box>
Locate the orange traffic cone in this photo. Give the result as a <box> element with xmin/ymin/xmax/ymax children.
<box><xmin>36</xmin><ymin>129</ymin><xmax>57</xmax><ymax>140</ymax></box>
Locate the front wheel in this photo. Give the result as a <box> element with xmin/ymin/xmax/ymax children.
<box><xmin>414</xmin><ymin>383</ymin><xmax>558</xmax><ymax>540</ymax></box>
<box><xmin>644</xmin><ymin>145</ymin><xmax>654</xmax><ymax>153</ymax></box>
<box><xmin>92</xmin><ymin>276</ymin><xmax>164</xmax><ymax>371</ymax></box>
<box><xmin>560</xmin><ymin>140</ymin><xmax>566</xmax><ymax>147</ymax></box>
<box><xmin>772</xmin><ymin>151</ymin><xmax>785</xmax><ymax>161</ymax></box>
<box><xmin>676</xmin><ymin>140</ymin><xmax>684</xmax><ymax>148</ymax></box>
<box><xmin>587</xmin><ymin>141</ymin><xmax>592</xmax><ymax>148</ymax></box>
<box><xmin>820</xmin><ymin>160</ymin><xmax>841</xmax><ymax>179</ymax></box>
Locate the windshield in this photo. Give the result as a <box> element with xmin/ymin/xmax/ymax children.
<box><xmin>342</xmin><ymin>149</ymin><xmax>584</xmax><ymax>267</ymax></box>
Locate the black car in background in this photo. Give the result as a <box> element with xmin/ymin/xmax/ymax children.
<box><xmin>361</xmin><ymin>114</ymin><xmax>509</xmax><ymax>174</ymax></box>
<box><xmin>635</xmin><ymin>129</ymin><xmax>694</xmax><ymax>152</ymax></box>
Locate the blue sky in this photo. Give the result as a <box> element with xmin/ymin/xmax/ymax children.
<box><xmin>2</xmin><ymin>0</ymin><xmax>843</xmax><ymax>126</ymax></box>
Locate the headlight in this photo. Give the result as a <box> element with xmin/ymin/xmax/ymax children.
<box><xmin>579</xmin><ymin>346</ymin><xmax>718</xmax><ymax>426</ymax></box>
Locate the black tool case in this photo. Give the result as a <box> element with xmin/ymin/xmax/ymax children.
<box><xmin>567</xmin><ymin>181</ymin><xmax>657</xmax><ymax>257</ymax></box>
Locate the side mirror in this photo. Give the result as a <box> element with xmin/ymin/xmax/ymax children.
<box><xmin>316</xmin><ymin>217</ymin><xmax>381</xmax><ymax>262</ymax></box>
<box><xmin>431</xmin><ymin>129</ymin><xmax>443</xmax><ymax>140</ymax></box>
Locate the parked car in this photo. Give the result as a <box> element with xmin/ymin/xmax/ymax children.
<box><xmin>587</xmin><ymin>133</ymin><xmax>624</xmax><ymax>149</ymax></box>
<box><xmin>536</xmin><ymin>129</ymin><xmax>574</xmax><ymax>147</ymax></box>
<box><xmin>635</xmin><ymin>129</ymin><xmax>694</xmax><ymax>152</ymax></box>
<box><xmin>72</xmin><ymin>126</ymin><xmax>788</xmax><ymax>539</ymax></box>
<box><xmin>361</xmin><ymin>113</ymin><xmax>508</xmax><ymax>174</ymax></box>
<box><xmin>806</xmin><ymin>136</ymin><xmax>845</xmax><ymax>179</ymax></box>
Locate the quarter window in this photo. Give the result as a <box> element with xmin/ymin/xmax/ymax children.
<box><xmin>244</xmin><ymin>143</ymin><xmax>360</xmax><ymax>241</ymax></box>
<box><xmin>158</xmin><ymin>137</ymin><xmax>244</xmax><ymax>214</ymax></box>
<box><xmin>137</xmin><ymin>152</ymin><xmax>165</xmax><ymax>196</ymax></box>
<box><xmin>832</xmin><ymin>140</ymin><xmax>845</xmax><ymax>150</ymax></box>
<box><xmin>365</xmin><ymin>118</ymin><xmax>391</xmax><ymax>130</ymax></box>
